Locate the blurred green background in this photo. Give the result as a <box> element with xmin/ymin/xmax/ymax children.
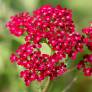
<box><xmin>0</xmin><ymin>0</ymin><xmax>92</xmax><ymax>92</ymax></box>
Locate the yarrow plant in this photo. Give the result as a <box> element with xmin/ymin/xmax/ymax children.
<box><xmin>6</xmin><ymin>5</ymin><xmax>92</xmax><ymax>86</ymax></box>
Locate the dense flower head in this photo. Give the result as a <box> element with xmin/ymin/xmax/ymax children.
<box><xmin>10</xmin><ymin>42</ymin><xmax>67</xmax><ymax>86</ymax></box>
<box><xmin>6</xmin><ymin>5</ymin><xmax>92</xmax><ymax>86</ymax></box>
<box><xmin>6</xmin><ymin>5</ymin><xmax>75</xmax><ymax>37</ymax></box>
<box><xmin>6</xmin><ymin>12</ymin><xmax>30</xmax><ymax>36</ymax></box>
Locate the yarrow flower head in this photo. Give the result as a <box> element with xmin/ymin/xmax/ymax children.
<box><xmin>6</xmin><ymin>5</ymin><xmax>92</xmax><ymax>86</ymax></box>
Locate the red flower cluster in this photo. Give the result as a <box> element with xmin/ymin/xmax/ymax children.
<box><xmin>82</xmin><ymin>26</ymin><xmax>92</xmax><ymax>50</ymax></box>
<box><xmin>77</xmin><ymin>25</ymin><xmax>92</xmax><ymax>76</ymax></box>
<box><xmin>6</xmin><ymin>5</ymin><xmax>92</xmax><ymax>86</ymax></box>
<box><xmin>6</xmin><ymin>12</ymin><xmax>30</xmax><ymax>36</ymax></box>
<box><xmin>77</xmin><ymin>54</ymin><xmax>92</xmax><ymax>76</ymax></box>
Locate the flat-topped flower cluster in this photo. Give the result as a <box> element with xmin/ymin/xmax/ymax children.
<box><xmin>6</xmin><ymin>5</ymin><xmax>92</xmax><ymax>86</ymax></box>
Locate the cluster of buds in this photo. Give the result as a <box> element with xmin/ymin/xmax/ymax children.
<box><xmin>6</xmin><ymin>5</ymin><xmax>92</xmax><ymax>86</ymax></box>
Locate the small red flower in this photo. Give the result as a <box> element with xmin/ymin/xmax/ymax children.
<box><xmin>83</xmin><ymin>68</ymin><xmax>92</xmax><ymax>76</ymax></box>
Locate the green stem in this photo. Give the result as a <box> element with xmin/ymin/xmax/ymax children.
<box><xmin>61</xmin><ymin>76</ymin><xmax>77</xmax><ymax>92</ymax></box>
<box><xmin>60</xmin><ymin>66</ymin><xmax>80</xmax><ymax>92</ymax></box>
<box><xmin>42</xmin><ymin>77</ymin><xmax>50</xmax><ymax>92</ymax></box>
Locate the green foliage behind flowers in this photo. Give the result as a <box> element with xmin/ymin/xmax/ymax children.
<box><xmin>0</xmin><ymin>0</ymin><xmax>92</xmax><ymax>92</ymax></box>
